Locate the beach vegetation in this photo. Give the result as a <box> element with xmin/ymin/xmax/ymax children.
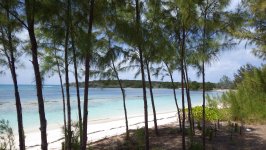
<box><xmin>189</xmin><ymin>142</ymin><xmax>203</xmax><ymax>150</ymax></box>
<box><xmin>0</xmin><ymin>0</ymin><xmax>265</xmax><ymax>149</ymax></box>
<box><xmin>192</xmin><ymin>106</ymin><xmax>220</xmax><ymax>123</ymax></box>
<box><xmin>0</xmin><ymin>120</ymin><xmax>15</xmax><ymax>150</ymax></box>
<box><xmin>218</xmin><ymin>65</ymin><xmax>266</xmax><ymax>123</ymax></box>
<box><xmin>61</xmin><ymin>121</ymin><xmax>81</xmax><ymax>150</ymax></box>
<box><xmin>217</xmin><ymin>75</ymin><xmax>234</xmax><ymax>89</ymax></box>
<box><xmin>233</xmin><ymin>64</ymin><xmax>256</xmax><ymax>87</ymax></box>
<box><xmin>132</xmin><ymin>127</ymin><xmax>145</xmax><ymax>149</ymax></box>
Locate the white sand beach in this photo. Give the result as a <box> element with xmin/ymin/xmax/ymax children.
<box><xmin>15</xmin><ymin>111</ymin><xmax>178</xmax><ymax>150</ymax></box>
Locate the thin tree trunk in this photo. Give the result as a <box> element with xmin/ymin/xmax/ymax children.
<box><xmin>182</xmin><ymin>67</ymin><xmax>193</xmax><ymax>144</ymax></box>
<box><xmin>25</xmin><ymin>0</ymin><xmax>48</xmax><ymax>149</ymax></box>
<box><xmin>56</xmin><ymin>59</ymin><xmax>67</xmax><ymax>147</ymax></box>
<box><xmin>202</xmin><ymin>61</ymin><xmax>206</xmax><ymax>150</ymax></box>
<box><xmin>182</xmin><ymin>64</ymin><xmax>192</xmax><ymax>128</ymax></box>
<box><xmin>81</xmin><ymin>0</ymin><xmax>94</xmax><ymax>149</ymax></box>
<box><xmin>9</xmin><ymin>35</ymin><xmax>25</xmax><ymax>150</ymax></box>
<box><xmin>145</xmin><ymin>60</ymin><xmax>158</xmax><ymax>136</ymax></box>
<box><xmin>135</xmin><ymin>0</ymin><xmax>149</xmax><ymax>149</ymax></box>
<box><xmin>139</xmin><ymin>47</ymin><xmax>149</xmax><ymax>150</ymax></box>
<box><xmin>184</xmin><ymin>62</ymin><xmax>194</xmax><ymax>134</ymax></box>
<box><xmin>64</xmin><ymin>0</ymin><xmax>71</xmax><ymax>148</ymax></box>
<box><xmin>1</xmin><ymin>23</ymin><xmax>25</xmax><ymax>150</ymax></box>
<box><xmin>165</xmin><ymin>62</ymin><xmax>182</xmax><ymax>132</ymax></box>
<box><xmin>181</xmin><ymin>27</ymin><xmax>186</xmax><ymax>150</ymax></box>
<box><xmin>70</xmin><ymin>28</ymin><xmax>83</xmax><ymax>143</ymax></box>
<box><xmin>202</xmin><ymin>10</ymin><xmax>207</xmax><ymax>150</ymax></box>
<box><xmin>110</xmin><ymin>53</ymin><xmax>129</xmax><ymax>139</ymax></box>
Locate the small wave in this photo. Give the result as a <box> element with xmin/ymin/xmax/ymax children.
<box><xmin>90</xmin><ymin>118</ymin><xmax>110</xmax><ymax>122</ymax></box>
<box><xmin>0</xmin><ymin>101</ymin><xmax>11</xmax><ymax>106</ymax></box>
<box><xmin>43</xmin><ymin>86</ymin><xmax>54</xmax><ymax>88</ymax></box>
<box><xmin>45</xmin><ymin>100</ymin><xmax>58</xmax><ymax>103</ymax></box>
<box><xmin>28</xmin><ymin>102</ymin><xmax>38</xmax><ymax>105</ymax></box>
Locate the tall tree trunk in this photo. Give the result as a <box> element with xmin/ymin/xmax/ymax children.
<box><xmin>182</xmin><ymin>67</ymin><xmax>193</xmax><ymax>144</ymax></box>
<box><xmin>56</xmin><ymin>59</ymin><xmax>67</xmax><ymax>147</ymax></box>
<box><xmin>81</xmin><ymin>0</ymin><xmax>94</xmax><ymax>149</ymax></box>
<box><xmin>145</xmin><ymin>60</ymin><xmax>158</xmax><ymax>136</ymax></box>
<box><xmin>70</xmin><ymin>28</ymin><xmax>83</xmax><ymax>144</ymax></box>
<box><xmin>135</xmin><ymin>0</ymin><xmax>149</xmax><ymax>149</ymax></box>
<box><xmin>64</xmin><ymin>0</ymin><xmax>71</xmax><ymax>148</ymax></box>
<box><xmin>181</xmin><ymin>27</ymin><xmax>186</xmax><ymax>150</ymax></box>
<box><xmin>110</xmin><ymin>53</ymin><xmax>129</xmax><ymax>139</ymax></box>
<box><xmin>11</xmin><ymin>65</ymin><xmax>25</xmax><ymax>150</ymax></box>
<box><xmin>202</xmin><ymin>61</ymin><xmax>206</xmax><ymax>150</ymax></box>
<box><xmin>184</xmin><ymin>61</ymin><xmax>195</xmax><ymax>135</ymax></box>
<box><xmin>1</xmin><ymin>26</ymin><xmax>25</xmax><ymax>150</ymax></box>
<box><xmin>25</xmin><ymin>0</ymin><xmax>48</xmax><ymax>149</ymax></box>
<box><xmin>165</xmin><ymin>62</ymin><xmax>182</xmax><ymax>132</ymax></box>
<box><xmin>1</xmin><ymin>6</ymin><xmax>26</xmax><ymax>149</ymax></box>
<box><xmin>9</xmin><ymin>34</ymin><xmax>25</xmax><ymax>150</ymax></box>
<box><xmin>181</xmin><ymin>62</ymin><xmax>192</xmax><ymax>133</ymax></box>
<box><xmin>202</xmin><ymin>11</ymin><xmax>207</xmax><ymax>150</ymax></box>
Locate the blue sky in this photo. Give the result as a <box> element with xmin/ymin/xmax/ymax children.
<box><xmin>0</xmin><ymin>0</ymin><xmax>264</xmax><ymax>85</ymax></box>
<box><xmin>0</xmin><ymin>38</ymin><xmax>264</xmax><ymax>85</ymax></box>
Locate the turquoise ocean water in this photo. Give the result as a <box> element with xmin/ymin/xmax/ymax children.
<box><xmin>0</xmin><ymin>85</ymin><xmax>222</xmax><ymax>133</ymax></box>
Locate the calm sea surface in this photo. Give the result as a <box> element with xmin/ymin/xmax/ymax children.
<box><xmin>0</xmin><ymin>85</ymin><xmax>222</xmax><ymax>133</ymax></box>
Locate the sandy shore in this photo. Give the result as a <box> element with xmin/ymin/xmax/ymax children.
<box><xmin>15</xmin><ymin>111</ymin><xmax>178</xmax><ymax>150</ymax></box>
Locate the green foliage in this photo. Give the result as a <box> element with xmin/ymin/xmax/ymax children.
<box><xmin>62</xmin><ymin>121</ymin><xmax>81</xmax><ymax>150</ymax></box>
<box><xmin>132</xmin><ymin>128</ymin><xmax>145</xmax><ymax>149</ymax></box>
<box><xmin>233</xmin><ymin>64</ymin><xmax>256</xmax><ymax>86</ymax></box>
<box><xmin>0</xmin><ymin>120</ymin><xmax>15</xmax><ymax>150</ymax></box>
<box><xmin>218</xmin><ymin>108</ymin><xmax>232</xmax><ymax>121</ymax></box>
<box><xmin>205</xmin><ymin>126</ymin><xmax>214</xmax><ymax>141</ymax></box>
<box><xmin>197</xmin><ymin>121</ymin><xmax>202</xmax><ymax>130</ymax></box>
<box><xmin>93</xmin><ymin>127</ymin><xmax>147</xmax><ymax>150</ymax></box>
<box><xmin>217</xmin><ymin>75</ymin><xmax>234</xmax><ymax>89</ymax></box>
<box><xmin>71</xmin><ymin>122</ymin><xmax>81</xmax><ymax>149</ymax></box>
<box><xmin>189</xmin><ymin>142</ymin><xmax>203</xmax><ymax>150</ymax></box>
<box><xmin>206</xmin><ymin>95</ymin><xmax>219</xmax><ymax>108</ymax></box>
<box><xmin>206</xmin><ymin>95</ymin><xmax>231</xmax><ymax>121</ymax></box>
<box><xmin>219</xmin><ymin>65</ymin><xmax>266</xmax><ymax>123</ymax></box>
<box><xmin>189</xmin><ymin>81</ymin><xmax>201</xmax><ymax>90</ymax></box>
<box><xmin>70</xmin><ymin>80</ymin><xmax>217</xmax><ymax>90</ymax></box>
<box><xmin>229</xmin><ymin>0</ymin><xmax>266</xmax><ymax>60</ymax></box>
<box><xmin>0</xmin><ymin>0</ymin><xmax>265</xmax><ymax>149</ymax></box>
<box><xmin>204</xmin><ymin>82</ymin><xmax>216</xmax><ymax>91</ymax></box>
<box><xmin>192</xmin><ymin>106</ymin><xmax>220</xmax><ymax>122</ymax></box>
<box><xmin>0</xmin><ymin>0</ymin><xmax>23</xmax><ymax>76</ymax></box>
<box><xmin>234</xmin><ymin>0</ymin><xmax>266</xmax><ymax>60</ymax></box>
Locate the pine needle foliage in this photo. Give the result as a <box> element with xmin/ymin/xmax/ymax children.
<box><xmin>220</xmin><ymin>65</ymin><xmax>266</xmax><ymax>123</ymax></box>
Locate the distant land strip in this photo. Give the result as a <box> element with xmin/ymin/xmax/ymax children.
<box><xmin>68</xmin><ymin>80</ymin><xmax>218</xmax><ymax>91</ymax></box>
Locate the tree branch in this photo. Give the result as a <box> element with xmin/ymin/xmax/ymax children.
<box><xmin>0</xmin><ymin>2</ymin><xmax>28</xmax><ymax>30</ymax></box>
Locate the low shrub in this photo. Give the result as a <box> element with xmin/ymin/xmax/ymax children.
<box><xmin>189</xmin><ymin>142</ymin><xmax>203</xmax><ymax>150</ymax></box>
<box><xmin>192</xmin><ymin>106</ymin><xmax>220</xmax><ymax>123</ymax></box>
<box><xmin>132</xmin><ymin>128</ymin><xmax>145</xmax><ymax>149</ymax></box>
<box><xmin>0</xmin><ymin>119</ymin><xmax>15</xmax><ymax>150</ymax></box>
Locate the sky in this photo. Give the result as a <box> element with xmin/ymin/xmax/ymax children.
<box><xmin>0</xmin><ymin>0</ymin><xmax>264</xmax><ymax>85</ymax></box>
<box><xmin>0</xmin><ymin>36</ymin><xmax>264</xmax><ymax>85</ymax></box>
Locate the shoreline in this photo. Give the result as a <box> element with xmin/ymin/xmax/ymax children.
<box><xmin>22</xmin><ymin>110</ymin><xmax>178</xmax><ymax>133</ymax></box>
<box><xmin>15</xmin><ymin>111</ymin><xmax>179</xmax><ymax>149</ymax></box>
